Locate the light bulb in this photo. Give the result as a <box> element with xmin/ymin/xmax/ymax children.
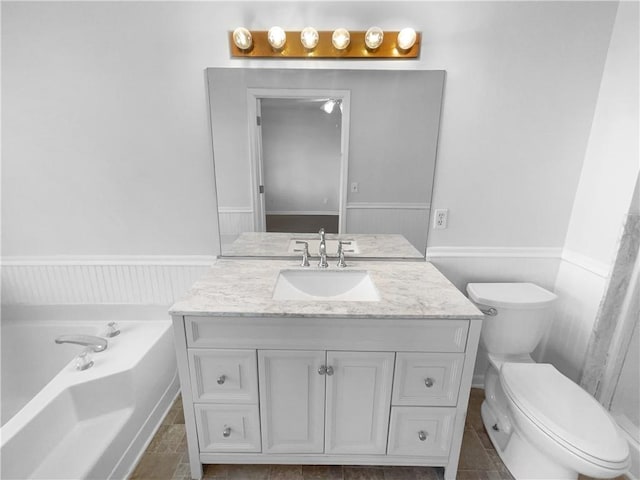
<box><xmin>365</xmin><ymin>27</ymin><xmax>384</xmax><ymax>50</ymax></box>
<box><xmin>300</xmin><ymin>27</ymin><xmax>319</xmax><ymax>50</ymax></box>
<box><xmin>267</xmin><ymin>26</ymin><xmax>286</xmax><ymax>50</ymax></box>
<box><xmin>332</xmin><ymin>28</ymin><xmax>350</xmax><ymax>50</ymax></box>
<box><xmin>232</xmin><ymin>27</ymin><xmax>252</xmax><ymax>50</ymax></box>
<box><xmin>397</xmin><ymin>27</ymin><xmax>417</xmax><ymax>51</ymax></box>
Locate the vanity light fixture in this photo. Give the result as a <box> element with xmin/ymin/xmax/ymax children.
<box><xmin>300</xmin><ymin>27</ymin><xmax>319</xmax><ymax>50</ymax></box>
<box><xmin>331</xmin><ymin>28</ymin><xmax>351</xmax><ymax>50</ymax></box>
<box><xmin>397</xmin><ymin>27</ymin><xmax>417</xmax><ymax>51</ymax></box>
<box><xmin>229</xmin><ymin>27</ymin><xmax>420</xmax><ymax>58</ymax></box>
<box><xmin>364</xmin><ymin>26</ymin><xmax>384</xmax><ymax>50</ymax></box>
<box><xmin>267</xmin><ymin>26</ymin><xmax>286</xmax><ymax>50</ymax></box>
<box><xmin>232</xmin><ymin>27</ymin><xmax>253</xmax><ymax>51</ymax></box>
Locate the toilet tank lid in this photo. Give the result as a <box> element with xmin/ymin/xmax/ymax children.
<box><xmin>466</xmin><ymin>282</ymin><xmax>557</xmax><ymax>309</ymax></box>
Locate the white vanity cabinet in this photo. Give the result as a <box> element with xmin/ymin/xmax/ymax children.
<box><xmin>171</xmin><ymin>315</ymin><xmax>482</xmax><ymax>480</ymax></box>
<box><xmin>258</xmin><ymin>350</ymin><xmax>394</xmax><ymax>455</ymax></box>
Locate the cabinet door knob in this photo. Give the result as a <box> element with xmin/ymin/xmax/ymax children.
<box><xmin>223</xmin><ymin>426</ymin><xmax>231</xmax><ymax>437</ymax></box>
<box><xmin>318</xmin><ymin>365</ymin><xmax>327</xmax><ymax>375</ymax></box>
<box><xmin>325</xmin><ymin>366</ymin><xmax>334</xmax><ymax>376</ymax></box>
<box><xmin>217</xmin><ymin>375</ymin><xmax>226</xmax><ymax>385</ymax></box>
<box><xmin>424</xmin><ymin>377</ymin><xmax>435</xmax><ymax>388</ymax></box>
<box><xmin>418</xmin><ymin>430</ymin><xmax>428</xmax><ymax>441</ymax></box>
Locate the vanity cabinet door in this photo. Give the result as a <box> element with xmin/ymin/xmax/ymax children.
<box><xmin>324</xmin><ymin>351</ymin><xmax>395</xmax><ymax>454</ymax></box>
<box><xmin>258</xmin><ymin>350</ymin><xmax>326</xmax><ymax>453</ymax></box>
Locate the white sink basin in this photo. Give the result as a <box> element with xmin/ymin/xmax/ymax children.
<box><xmin>272</xmin><ymin>270</ymin><xmax>380</xmax><ymax>301</ymax></box>
<box><xmin>287</xmin><ymin>239</ymin><xmax>360</xmax><ymax>255</ymax></box>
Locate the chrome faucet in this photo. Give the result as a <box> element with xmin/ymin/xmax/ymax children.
<box><xmin>294</xmin><ymin>240</ymin><xmax>310</xmax><ymax>267</ymax></box>
<box><xmin>55</xmin><ymin>335</ymin><xmax>108</xmax><ymax>352</ymax></box>
<box><xmin>318</xmin><ymin>228</ymin><xmax>328</xmax><ymax>268</ymax></box>
<box><xmin>337</xmin><ymin>240</ymin><xmax>352</xmax><ymax>268</ymax></box>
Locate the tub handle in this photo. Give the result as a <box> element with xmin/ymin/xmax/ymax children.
<box><xmin>479</xmin><ymin>305</ymin><xmax>498</xmax><ymax>316</ymax></box>
<box><xmin>222</xmin><ymin>426</ymin><xmax>231</xmax><ymax>438</ymax></box>
<box><xmin>217</xmin><ymin>375</ymin><xmax>226</xmax><ymax>385</ymax></box>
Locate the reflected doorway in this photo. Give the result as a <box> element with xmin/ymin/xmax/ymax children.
<box><xmin>248</xmin><ymin>89</ymin><xmax>350</xmax><ymax>234</ymax></box>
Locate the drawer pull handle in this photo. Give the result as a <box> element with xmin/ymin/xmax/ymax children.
<box><xmin>326</xmin><ymin>366</ymin><xmax>334</xmax><ymax>376</ymax></box>
<box><xmin>418</xmin><ymin>430</ymin><xmax>428</xmax><ymax>441</ymax></box>
<box><xmin>217</xmin><ymin>375</ymin><xmax>226</xmax><ymax>385</ymax></box>
<box><xmin>223</xmin><ymin>426</ymin><xmax>231</xmax><ymax>438</ymax></box>
<box><xmin>318</xmin><ymin>365</ymin><xmax>327</xmax><ymax>375</ymax></box>
<box><xmin>424</xmin><ymin>377</ymin><xmax>435</xmax><ymax>388</ymax></box>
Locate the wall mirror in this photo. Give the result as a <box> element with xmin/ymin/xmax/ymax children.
<box><xmin>207</xmin><ymin>68</ymin><xmax>445</xmax><ymax>259</ymax></box>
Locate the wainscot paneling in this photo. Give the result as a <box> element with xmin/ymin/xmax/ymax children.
<box><xmin>218</xmin><ymin>207</ymin><xmax>254</xmax><ymax>236</ymax></box>
<box><xmin>426</xmin><ymin>247</ymin><xmax>563</xmax><ymax>387</ymax></box>
<box><xmin>1</xmin><ymin>256</ymin><xmax>215</xmax><ymax>306</ymax></box>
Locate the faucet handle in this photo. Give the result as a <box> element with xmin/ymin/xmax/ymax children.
<box><xmin>337</xmin><ymin>240</ymin><xmax>352</xmax><ymax>254</ymax></box>
<box><xmin>103</xmin><ymin>322</ymin><xmax>120</xmax><ymax>338</ymax></box>
<box><xmin>75</xmin><ymin>348</ymin><xmax>94</xmax><ymax>371</ymax></box>
<box><xmin>294</xmin><ymin>241</ymin><xmax>310</xmax><ymax>267</ymax></box>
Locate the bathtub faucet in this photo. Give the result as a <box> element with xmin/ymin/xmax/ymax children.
<box><xmin>55</xmin><ymin>335</ymin><xmax>108</xmax><ymax>352</ymax></box>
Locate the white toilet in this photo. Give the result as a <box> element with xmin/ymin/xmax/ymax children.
<box><xmin>466</xmin><ymin>282</ymin><xmax>630</xmax><ymax>480</ymax></box>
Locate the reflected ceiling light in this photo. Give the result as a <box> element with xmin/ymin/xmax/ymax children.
<box><xmin>332</xmin><ymin>28</ymin><xmax>351</xmax><ymax>50</ymax></box>
<box><xmin>322</xmin><ymin>99</ymin><xmax>340</xmax><ymax>114</ymax></box>
<box><xmin>267</xmin><ymin>26</ymin><xmax>286</xmax><ymax>50</ymax></box>
<box><xmin>232</xmin><ymin>27</ymin><xmax>252</xmax><ymax>50</ymax></box>
<box><xmin>364</xmin><ymin>27</ymin><xmax>384</xmax><ymax>50</ymax></box>
<box><xmin>300</xmin><ymin>27</ymin><xmax>319</xmax><ymax>50</ymax></box>
<box><xmin>397</xmin><ymin>27</ymin><xmax>417</xmax><ymax>51</ymax></box>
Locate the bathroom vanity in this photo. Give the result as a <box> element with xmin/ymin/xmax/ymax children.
<box><xmin>169</xmin><ymin>258</ymin><xmax>483</xmax><ymax>480</ymax></box>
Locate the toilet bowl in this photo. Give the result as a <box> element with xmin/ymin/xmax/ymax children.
<box><xmin>467</xmin><ymin>282</ymin><xmax>630</xmax><ymax>480</ymax></box>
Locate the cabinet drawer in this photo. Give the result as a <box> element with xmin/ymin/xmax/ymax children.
<box><xmin>195</xmin><ymin>404</ymin><xmax>261</xmax><ymax>453</ymax></box>
<box><xmin>186</xmin><ymin>316</ymin><xmax>469</xmax><ymax>352</ymax></box>
<box><xmin>188</xmin><ymin>349</ymin><xmax>258</xmax><ymax>403</ymax></box>
<box><xmin>392</xmin><ymin>353</ymin><xmax>464</xmax><ymax>406</ymax></box>
<box><xmin>387</xmin><ymin>407</ymin><xmax>456</xmax><ymax>457</ymax></box>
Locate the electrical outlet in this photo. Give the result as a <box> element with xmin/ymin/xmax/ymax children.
<box><xmin>434</xmin><ymin>209</ymin><xmax>448</xmax><ymax>229</ymax></box>
<box><xmin>351</xmin><ymin>182</ymin><xmax>359</xmax><ymax>193</ymax></box>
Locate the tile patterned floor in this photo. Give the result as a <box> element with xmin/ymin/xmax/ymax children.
<box><xmin>130</xmin><ymin>389</ymin><xmax>624</xmax><ymax>480</ymax></box>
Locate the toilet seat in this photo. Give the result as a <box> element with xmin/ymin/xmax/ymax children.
<box><xmin>500</xmin><ymin>363</ymin><xmax>629</xmax><ymax>471</ymax></box>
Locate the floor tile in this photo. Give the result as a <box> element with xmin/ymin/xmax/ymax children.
<box><xmin>457</xmin><ymin>427</ymin><xmax>495</xmax><ymax>471</ymax></box>
<box><xmin>302</xmin><ymin>465</ymin><xmax>344</xmax><ymax>479</ymax></box>
<box><xmin>269</xmin><ymin>464</ymin><xmax>303</xmax><ymax>480</ymax></box>
<box><xmin>343</xmin><ymin>466</ymin><xmax>385</xmax><ymax>480</ymax></box>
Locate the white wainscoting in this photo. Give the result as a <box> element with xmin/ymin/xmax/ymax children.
<box><xmin>218</xmin><ymin>207</ymin><xmax>254</xmax><ymax>237</ymax></box>
<box><xmin>1</xmin><ymin>256</ymin><xmax>215</xmax><ymax>306</ymax></box>
<box><xmin>539</xmin><ymin>251</ymin><xmax>610</xmax><ymax>382</ymax></box>
<box><xmin>346</xmin><ymin>203</ymin><xmax>430</xmax><ymax>253</ymax></box>
<box><xmin>426</xmin><ymin>246</ymin><xmax>563</xmax><ymax>387</ymax></box>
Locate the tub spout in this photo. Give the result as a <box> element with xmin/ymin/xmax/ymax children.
<box><xmin>55</xmin><ymin>335</ymin><xmax>108</xmax><ymax>352</ymax></box>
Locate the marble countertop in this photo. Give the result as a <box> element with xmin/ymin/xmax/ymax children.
<box><xmin>222</xmin><ymin>232</ymin><xmax>424</xmax><ymax>259</ymax></box>
<box><xmin>169</xmin><ymin>258</ymin><xmax>483</xmax><ymax>319</ymax></box>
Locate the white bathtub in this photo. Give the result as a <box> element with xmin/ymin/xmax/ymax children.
<box><xmin>0</xmin><ymin>312</ymin><xmax>179</xmax><ymax>479</ymax></box>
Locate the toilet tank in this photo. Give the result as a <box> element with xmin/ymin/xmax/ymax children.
<box><xmin>466</xmin><ymin>283</ymin><xmax>558</xmax><ymax>355</ymax></box>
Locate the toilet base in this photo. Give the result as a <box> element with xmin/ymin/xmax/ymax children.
<box><xmin>481</xmin><ymin>400</ymin><xmax>578</xmax><ymax>480</ymax></box>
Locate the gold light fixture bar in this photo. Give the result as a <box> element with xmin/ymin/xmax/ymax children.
<box><xmin>229</xmin><ymin>30</ymin><xmax>421</xmax><ymax>59</ymax></box>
